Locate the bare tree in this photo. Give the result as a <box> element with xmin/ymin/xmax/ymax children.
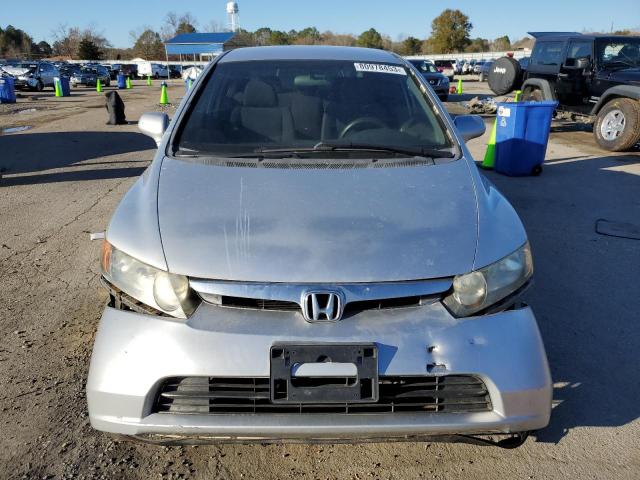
<box><xmin>51</xmin><ymin>23</ymin><xmax>111</xmax><ymax>58</ymax></box>
<box><xmin>204</xmin><ymin>20</ymin><xmax>227</xmax><ymax>33</ymax></box>
<box><xmin>161</xmin><ymin>12</ymin><xmax>199</xmax><ymax>40</ymax></box>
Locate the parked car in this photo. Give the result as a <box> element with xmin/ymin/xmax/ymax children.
<box><xmin>138</xmin><ymin>62</ymin><xmax>169</xmax><ymax>79</ymax></box>
<box><xmin>119</xmin><ymin>63</ymin><xmax>138</xmax><ymax>78</ymax></box>
<box><xmin>109</xmin><ymin>64</ymin><xmax>123</xmax><ymax>80</ymax></box>
<box><xmin>87</xmin><ymin>45</ymin><xmax>552</xmax><ymax>446</ymax></box>
<box><xmin>473</xmin><ymin>60</ymin><xmax>487</xmax><ymax>74</ymax></box>
<box><xmin>520</xmin><ymin>32</ymin><xmax>640</xmax><ymax>151</ymax></box>
<box><xmin>478</xmin><ymin>60</ymin><xmax>495</xmax><ymax>82</ymax></box>
<box><xmin>59</xmin><ymin>64</ymin><xmax>82</xmax><ymax>78</ymax></box>
<box><xmin>101</xmin><ymin>64</ymin><xmax>118</xmax><ymax>80</ymax></box>
<box><xmin>168</xmin><ymin>65</ymin><xmax>183</xmax><ymax>79</ymax></box>
<box><xmin>1</xmin><ymin>61</ymin><xmax>59</xmax><ymax>91</ymax></box>
<box><xmin>434</xmin><ymin>60</ymin><xmax>455</xmax><ymax>80</ymax></box>
<box><xmin>70</xmin><ymin>65</ymin><xmax>111</xmax><ymax>87</ymax></box>
<box><xmin>408</xmin><ymin>59</ymin><xmax>450</xmax><ymax>101</ymax></box>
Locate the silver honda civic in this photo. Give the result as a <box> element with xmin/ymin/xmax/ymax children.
<box><xmin>87</xmin><ymin>46</ymin><xmax>551</xmax><ymax>446</ymax></box>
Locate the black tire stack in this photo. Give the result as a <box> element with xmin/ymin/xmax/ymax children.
<box><xmin>488</xmin><ymin>57</ymin><xmax>523</xmax><ymax>96</ymax></box>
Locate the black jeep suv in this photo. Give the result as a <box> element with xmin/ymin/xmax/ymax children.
<box><xmin>520</xmin><ymin>32</ymin><xmax>640</xmax><ymax>151</ymax></box>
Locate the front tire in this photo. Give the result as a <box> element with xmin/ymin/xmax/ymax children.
<box><xmin>520</xmin><ymin>87</ymin><xmax>544</xmax><ymax>102</ymax></box>
<box><xmin>594</xmin><ymin>98</ymin><xmax>640</xmax><ymax>152</ymax></box>
<box><xmin>34</xmin><ymin>80</ymin><xmax>44</xmax><ymax>92</ymax></box>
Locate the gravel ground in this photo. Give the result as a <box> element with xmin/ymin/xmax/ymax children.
<box><xmin>0</xmin><ymin>80</ymin><xmax>638</xmax><ymax>480</ymax></box>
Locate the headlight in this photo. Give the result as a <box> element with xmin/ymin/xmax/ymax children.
<box><xmin>101</xmin><ymin>240</ymin><xmax>198</xmax><ymax>318</ymax></box>
<box><xmin>443</xmin><ymin>242</ymin><xmax>533</xmax><ymax>317</ymax></box>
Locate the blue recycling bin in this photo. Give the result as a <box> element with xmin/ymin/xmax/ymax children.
<box><xmin>55</xmin><ymin>76</ymin><xmax>71</xmax><ymax>97</ymax></box>
<box><xmin>494</xmin><ymin>100</ymin><xmax>558</xmax><ymax>176</ymax></box>
<box><xmin>0</xmin><ymin>77</ymin><xmax>16</xmax><ymax>104</ymax></box>
<box><xmin>117</xmin><ymin>74</ymin><xmax>127</xmax><ymax>89</ymax></box>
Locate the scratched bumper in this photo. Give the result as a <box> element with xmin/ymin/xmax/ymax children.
<box><xmin>86</xmin><ymin>303</ymin><xmax>552</xmax><ymax>439</ymax></box>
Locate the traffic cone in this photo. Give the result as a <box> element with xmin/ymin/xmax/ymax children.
<box><xmin>54</xmin><ymin>78</ymin><xmax>62</xmax><ymax>97</ymax></box>
<box><xmin>514</xmin><ymin>90</ymin><xmax>522</xmax><ymax>102</ymax></box>
<box><xmin>456</xmin><ymin>78</ymin><xmax>463</xmax><ymax>95</ymax></box>
<box><xmin>159</xmin><ymin>82</ymin><xmax>169</xmax><ymax>105</ymax></box>
<box><xmin>126</xmin><ymin>76</ymin><xmax>132</xmax><ymax>89</ymax></box>
<box><xmin>96</xmin><ymin>78</ymin><xmax>102</xmax><ymax>93</ymax></box>
<box><xmin>481</xmin><ymin>119</ymin><xmax>497</xmax><ymax>169</ymax></box>
<box><xmin>147</xmin><ymin>75</ymin><xmax>152</xmax><ymax>87</ymax></box>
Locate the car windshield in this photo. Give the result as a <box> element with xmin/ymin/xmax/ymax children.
<box><xmin>597</xmin><ymin>38</ymin><xmax>640</xmax><ymax>69</ymax></box>
<box><xmin>175</xmin><ymin>59</ymin><xmax>452</xmax><ymax>158</ymax></box>
<box><xmin>409</xmin><ymin>60</ymin><xmax>438</xmax><ymax>74</ymax></box>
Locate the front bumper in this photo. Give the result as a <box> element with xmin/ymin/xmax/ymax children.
<box><xmin>72</xmin><ymin>79</ymin><xmax>92</xmax><ymax>86</ymax></box>
<box><xmin>86</xmin><ymin>303</ymin><xmax>552</xmax><ymax>440</ymax></box>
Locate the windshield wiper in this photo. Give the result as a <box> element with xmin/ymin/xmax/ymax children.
<box><xmin>312</xmin><ymin>141</ymin><xmax>454</xmax><ymax>158</ymax></box>
<box><xmin>241</xmin><ymin>142</ymin><xmax>454</xmax><ymax>159</ymax></box>
<box><xmin>174</xmin><ymin>148</ymin><xmax>204</xmax><ymax>157</ymax></box>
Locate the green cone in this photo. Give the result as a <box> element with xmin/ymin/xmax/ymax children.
<box><xmin>159</xmin><ymin>84</ymin><xmax>169</xmax><ymax>105</ymax></box>
<box><xmin>481</xmin><ymin>119</ymin><xmax>498</xmax><ymax>169</ymax></box>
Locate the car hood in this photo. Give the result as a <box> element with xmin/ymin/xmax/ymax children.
<box><xmin>606</xmin><ymin>68</ymin><xmax>640</xmax><ymax>84</ymax></box>
<box><xmin>157</xmin><ymin>156</ymin><xmax>479</xmax><ymax>283</ymax></box>
<box><xmin>2</xmin><ymin>66</ymin><xmax>33</xmax><ymax>76</ymax></box>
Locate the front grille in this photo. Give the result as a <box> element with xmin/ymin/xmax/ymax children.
<box><xmin>203</xmin><ymin>294</ymin><xmax>422</xmax><ymax>316</ymax></box>
<box><xmin>219</xmin><ymin>296</ymin><xmax>300</xmax><ymax>311</ymax></box>
<box><xmin>154</xmin><ymin>376</ymin><xmax>491</xmax><ymax>415</ymax></box>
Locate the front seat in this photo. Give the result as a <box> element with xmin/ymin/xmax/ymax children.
<box><xmin>235</xmin><ymin>79</ymin><xmax>294</xmax><ymax>143</ymax></box>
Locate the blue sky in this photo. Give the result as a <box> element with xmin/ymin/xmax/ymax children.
<box><xmin>6</xmin><ymin>0</ymin><xmax>640</xmax><ymax>48</ymax></box>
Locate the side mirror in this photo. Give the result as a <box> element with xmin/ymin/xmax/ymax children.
<box><xmin>454</xmin><ymin>115</ymin><xmax>486</xmax><ymax>142</ymax></box>
<box><xmin>138</xmin><ymin>112</ymin><xmax>169</xmax><ymax>145</ymax></box>
<box><xmin>564</xmin><ymin>57</ymin><xmax>590</xmax><ymax>70</ymax></box>
<box><xmin>575</xmin><ymin>57</ymin><xmax>590</xmax><ymax>69</ymax></box>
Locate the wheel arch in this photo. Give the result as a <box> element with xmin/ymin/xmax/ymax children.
<box><xmin>521</xmin><ymin>78</ymin><xmax>556</xmax><ymax>101</ymax></box>
<box><xmin>591</xmin><ymin>86</ymin><xmax>640</xmax><ymax>115</ymax></box>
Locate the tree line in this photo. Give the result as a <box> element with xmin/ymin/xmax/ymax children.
<box><xmin>2</xmin><ymin>9</ymin><xmax>638</xmax><ymax>61</ymax></box>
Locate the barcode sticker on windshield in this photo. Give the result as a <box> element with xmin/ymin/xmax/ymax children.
<box><xmin>354</xmin><ymin>63</ymin><xmax>406</xmax><ymax>75</ymax></box>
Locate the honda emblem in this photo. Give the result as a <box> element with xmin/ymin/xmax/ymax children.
<box><xmin>302</xmin><ymin>290</ymin><xmax>344</xmax><ymax>322</ymax></box>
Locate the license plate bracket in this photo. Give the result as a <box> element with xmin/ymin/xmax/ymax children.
<box><xmin>270</xmin><ymin>343</ymin><xmax>378</xmax><ymax>404</ymax></box>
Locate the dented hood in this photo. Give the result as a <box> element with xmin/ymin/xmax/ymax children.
<box><xmin>157</xmin><ymin>156</ymin><xmax>478</xmax><ymax>283</ymax></box>
<box><xmin>1</xmin><ymin>66</ymin><xmax>33</xmax><ymax>77</ymax></box>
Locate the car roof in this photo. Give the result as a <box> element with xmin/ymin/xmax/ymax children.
<box><xmin>530</xmin><ymin>32</ymin><xmax>640</xmax><ymax>42</ymax></box>
<box><xmin>220</xmin><ymin>45</ymin><xmax>403</xmax><ymax>64</ymax></box>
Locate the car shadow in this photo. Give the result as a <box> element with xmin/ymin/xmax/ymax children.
<box><xmin>0</xmin><ymin>131</ymin><xmax>156</xmax><ymax>185</ymax></box>
<box><xmin>480</xmin><ymin>152</ymin><xmax>640</xmax><ymax>444</ymax></box>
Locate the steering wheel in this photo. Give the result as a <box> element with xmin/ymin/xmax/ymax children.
<box><xmin>339</xmin><ymin>117</ymin><xmax>387</xmax><ymax>139</ymax></box>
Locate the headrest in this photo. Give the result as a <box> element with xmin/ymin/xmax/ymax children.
<box><xmin>243</xmin><ymin>79</ymin><xmax>277</xmax><ymax>107</ymax></box>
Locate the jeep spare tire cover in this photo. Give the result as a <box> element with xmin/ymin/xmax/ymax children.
<box><xmin>488</xmin><ymin>57</ymin><xmax>523</xmax><ymax>95</ymax></box>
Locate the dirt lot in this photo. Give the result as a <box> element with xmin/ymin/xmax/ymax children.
<box><xmin>1</xmin><ymin>80</ymin><xmax>639</xmax><ymax>480</ymax></box>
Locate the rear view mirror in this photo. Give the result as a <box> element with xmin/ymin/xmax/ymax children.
<box><xmin>139</xmin><ymin>112</ymin><xmax>169</xmax><ymax>145</ymax></box>
<box><xmin>454</xmin><ymin>115</ymin><xmax>486</xmax><ymax>141</ymax></box>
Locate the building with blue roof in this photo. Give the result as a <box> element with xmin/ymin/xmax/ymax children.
<box><xmin>164</xmin><ymin>32</ymin><xmax>236</xmax><ymax>61</ymax></box>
